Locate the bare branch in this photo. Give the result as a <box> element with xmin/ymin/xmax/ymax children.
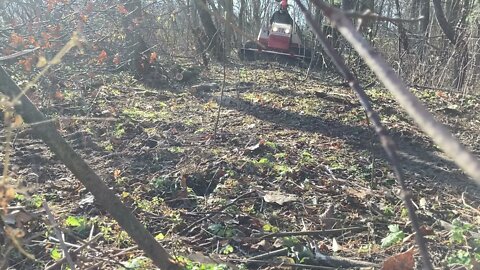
<box><xmin>344</xmin><ymin>9</ymin><xmax>424</xmax><ymax>23</ymax></box>
<box><xmin>0</xmin><ymin>66</ymin><xmax>181</xmax><ymax>270</ymax></box>
<box><xmin>43</xmin><ymin>201</ymin><xmax>76</xmax><ymax>270</ymax></box>
<box><xmin>310</xmin><ymin>0</ymin><xmax>480</xmax><ymax>187</ymax></box>
<box><xmin>295</xmin><ymin>0</ymin><xmax>434</xmax><ymax>268</ymax></box>
<box><xmin>0</xmin><ymin>48</ymin><xmax>39</xmax><ymax>62</ymax></box>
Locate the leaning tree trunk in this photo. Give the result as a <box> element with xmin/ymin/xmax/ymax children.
<box><xmin>0</xmin><ymin>67</ymin><xmax>182</xmax><ymax>270</ymax></box>
<box><xmin>194</xmin><ymin>0</ymin><xmax>225</xmax><ymax>61</ymax></box>
<box><xmin>432</xmin><ymin>0</ymin><xmax>456</xmax><ymax>44</ymax></box>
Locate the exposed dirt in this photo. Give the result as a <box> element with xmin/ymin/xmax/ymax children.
<box><xmin>3</xmin><ymin>62</ymin><xmax>480</xmax><ymax>269</ymax></box>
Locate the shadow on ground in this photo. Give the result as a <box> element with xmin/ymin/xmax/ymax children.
<box><xmin>196</xmin><ymin>91</ymin><xmax>480</xmax><ymax>195</ymax></box>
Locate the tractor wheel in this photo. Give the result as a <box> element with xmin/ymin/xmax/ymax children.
<box><xmin>239</xmin><ymin>41</ymin><xmax>258</xmax><ymax>61</ymax></box>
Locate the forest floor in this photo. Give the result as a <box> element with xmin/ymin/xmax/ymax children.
<box><xmin>4</xmin><ymin>61</ymin><xmax>480</xmax><ymax>269</ymax></box>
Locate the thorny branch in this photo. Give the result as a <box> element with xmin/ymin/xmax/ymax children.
<box><xmin>296</xmin><ymin>0</ymin><xmax>434</xmax><ymax>268</ymax></box>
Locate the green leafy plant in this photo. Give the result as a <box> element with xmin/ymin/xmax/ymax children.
<box><xmin>65</xmin><ymin>215</ymin><xmax>90</xmax><ymax>237</ymax></box>
<box><xmin>445</xmin><ymin>219</ymin><xmax>480</xmax><ymax>269</ymax></box>
<box><xmin>27</xmin><ymin>194</ymin><xmax>44</xmax><ymax>209</ymax></box>
<box><xmin>114</xmin><ymin>123</ymin><xmax>125</xmax><ymax>138</ymax></box>
<box><xmin>273</xmin><ymin>164</ymin><xmax>293</xmax><ymax>176</ymax></box>
<box><xmin>300</xmin><ymin>151</ymin><xmax>314</xmax><ymax>164</ymax></box>
<box><xmin>381</xmin><ymin>224</ymin><xmax>405</xmax><ymax>248</ymax></box>
<box><xmin>176</xmin><ymin>256</ymin><xmax>229</xmax><ymax>270</ymax></box>
<box><xmin>121</xmin><ymin>256</ymin><xmax>151</xmax><ymax>269</ymax></box>
<box><xmin>450</xmin><ymin>219</ymin><xmax>473</xmax><ymax>244</ymax></box>
<box><xmin>447</xmin><ymin>250</ymin><xmax>472</xmax><ymax>267</ymax></box>
<box><xmin>256</xmin><ymin>157</ymin><xmax>273</xmax><ymax>168</ymax></box>
<box><xmin>207</xmin><ymin>223</ymin><xmax>235</xmax><ymax>238</ymax></box>
<box><xmin>50</xmin><ymin>247</ymin><xmax>62</xmax><ymax>261</ymax></box>
<box><xmin>262</xmin><ymin>223</ymin><xmax>280</xmax><ymax>233</ymax></box>
<box><xmin>220</xmin><ymin>244</ymin><xmax>234</xmax><ymax>255</ymax></box>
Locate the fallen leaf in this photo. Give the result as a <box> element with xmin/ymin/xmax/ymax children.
<box><xmin>332</xmin><ymin>238</ymin><xmax>341</xmax><ymax>252</ymax></box>
<box><xmin>345</xmin><ymin>187</ymin><xmax>371</xmax><ymax>199</ymax></box>
<box><xmin>246</xmin><ymin>139</ymin><xmax>265</xmax><ymax>151</ymax></box>
<box><xmin>419</xmin><ymin>224</ymin><xmax>434</xmax><ymax>236</ymax></box>
<box><xmin>97</xmin><ymin>50</ymin><xmax>107</xmax><ymax>64</ymax></box>
<box><xmin>381</xmin><ymin>246</ymin><xmax>415</xmax><ymax>270</ymax></box>
<box><xmin>419</xmin><ymin>197</ymin><xmax>427</xmax><ymax>210</ymax></box>
<box><xmin>113</xmin><ymin>169</ymin><xmax>121</xmax><ymax>179</ymax></box>
<box><xmin>263</xmin><ymin>191</ymin><xmax>298</xmax><ymax>206</ymax></box>
<box><xmin>149</xmin><ymin>51</ymin><xmax>157</xmax><ymax>63</ymax></box>
<box><xmin>273</xmin><ymin>238</ymin><xmax>284</xmax><ymax>248</ymax></box>
<box><xmin>251</xmin><ymin>239</ymin><xmax>268</xmax><ymax>250</ymax></box>
<box><xmin>117</xmin><ymin>4</ymin><xmax>128</xmax><ymax>14</ymax></box>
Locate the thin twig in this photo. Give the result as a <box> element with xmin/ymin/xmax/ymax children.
<box><xmin>249</xmin><ymin>248</ymin><xmax>288</xmax><ymax>260</ymax></box>
<box><xmin>315</xmin><ymin>1</ymin><xmax>480</xmax><ymax>186</ymax></box>
<box><xmin>45</xmin><ymin>233</ymin><xmax>102</xmax><ymax>270</ymax></box>
<box><xmin>295</xmin><ymin>1</ymin><xmax>434</xmax><ymax>269</ymax></box>
<box><xmin>180</xmin><ymin>191</ymin><xmax>256</xmax><ymax>234</ymax></box>
<box><xmin>0</xmin><ymin>48</ymin><xmax>39</xmax><ymax>61</ymax></box>
<box><xmin>343</xmin><ymin>9</ymin><xmax>424</xmax><ymax>23</ymax></box>
<box><xmin>213</xmin><ymin>13</ymin><xmax>228</xmax><ymax>141</ymax></box>
<box><xmin>228</xmin><ymin>258</ymin><xmax>347</xmax><ymax>269</ymax></box>
<box><xmin>252</xmin><ymin>226</ymin><xmax>368</xmax><ymax>239</ymax></box>
<box><xmin>43</xmin><ymin>201</ymin><xmax>76</xmax><ymax>270</ymax></box>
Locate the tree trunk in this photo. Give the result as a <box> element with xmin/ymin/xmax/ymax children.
<box><xmin>239</xmin><ymin>0</ymin><xmax>246</xmax><ymax>35</ymax></box>
<box><xmin>419</xmin><ymin>0</ymin><xmax>430</xmax><ymax>36</ymax></box>
<box><xmin>252</xmin><ymin>0</ymin><xmax>261</xmax><ymax>30</ymax></box>
<box><xmin>452</xmin><ymin>0</ymin><xmax>470</xmax><ymax>89</ymax></box>
<box><xmin>432</xmin><ymin>0</ymin><xmax>456</xmax><ymax>44</ymax></box>
<box><xmin>410</xmin><ymin>0</ymin><xmax>420</xmax><ymax>32</ymax></box>
<box><xmin>395</xmin><ymin>0</ymin><xmax>409</xmax><ymax>52</ymax></box>
<box><xmin>225</xmin><ymin>0</ymin><xmax>234</xmax><ymax>53</ymax></box>
<box><xmin>194</xmin><ymin>0</ymin><xmax>225</xmax><ymax>61</ymax></box>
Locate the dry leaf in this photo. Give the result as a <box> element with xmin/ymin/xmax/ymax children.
<box><xmin>345</xmin><ymin>187</ymin><xmax>371</xmax><ymax>199</ymax></box>
<box><xmin>113</xmin><ymin>169</ymin><xmax>121</xmax><ymax>179</ymax></box>
<box><xmin>419</xmin><ymin>224</ymin><xmax>434</xmax><ymax>236</ymax></box>
<box><xmin>419</xmin><ymin>197</ymin><xmax>427</xmax><ymax>210</ymax></box>
<box><xmin>117</xmin><ymin>4</ymin><xmax>129</xmax><ymax>14</ymax></box>
<box><xmin>263</xmin><ymin>191</ymin><xmax>298</xmax><ymax>206</ymax></box>
<box><xmin>332</xmin><ymin>238</ymin><xmax>341</xmax><ymax>252</ymax></box>
<box><xmin>97</xmin><ymin>50</ymin><xmax>107</xmax><ymax>64</ymax></box>
<box><xmin>273</xmin><ymin>238</ymin><xmax>284</xmax><ymax>248</ymax></box>
<box><xmin>13</xmin><ymin>115</ymin><xmax>23</xmax><ymax>128</ymax></box>
<box><xmin>251</xmin><ymin>239</ymin><xmax>268</xmax><ymax>250</ymax></box>
<box><xmin>246</xmin><ymin>139</ymin><xmax>265</xmax><ymax>151</ymax></box>
<box><xmin>149</xmin><ymin>52</ymin><xmax>157</xmax><ymax>63</ymax></box>
<box><xmin>381</xmin><ymin>246</ymin><xmax>415</xmax><ymax>270</ymax></box>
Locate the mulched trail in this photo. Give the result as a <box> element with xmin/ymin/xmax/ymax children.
<box><xmin>4</xmin><ymin>62</ymin><xmax>480</xmax><ymax>269</ymax></box>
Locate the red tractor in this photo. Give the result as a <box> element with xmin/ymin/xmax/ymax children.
<box><xmin>239</xmin><ymin>0</ymin><xmax>312</xmax><ymax>62</ymax></box>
